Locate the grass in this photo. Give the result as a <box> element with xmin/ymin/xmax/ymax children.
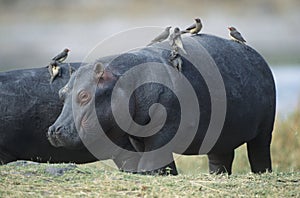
<box><xmin>0</xmin><ymin>163</ymin><xmax>299</xmax><ymax>197</ymax></box>
<box><xmin>0</xmin><ymin>105</ymin><xmax>299</xmax><ymax>197</ymax></box>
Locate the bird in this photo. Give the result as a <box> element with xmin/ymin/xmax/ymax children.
<box><xmin>169</xmin><ymin>27</ymin><xmax>187</xmax><ymax>54</ymax></box>
<box><xmin>52</xmin><ymin>48</ymin><xmax>70</xmax><ymax>64</ymax></box>
<box><xmin>147</xmin><ymin>26</ymin><xmax>171</xmax><ymax>46</ymax></box>
<box><xmin>228</xmin><ymin>27</ymin><xmax>246</xmax><ymax>44</ymax></box>
<box><xmin>181</xmin><ymin>18</ymin><xmax>202</xmax><ymax>35</ymax></box>
<box><xmin>48</xmin><ymin>63</ymin><xmax>61</xmax><ymax>84</ymax></box>
<box><xmin>169</xmin><ymin>50</ymin><xmax>183</xmax><ymax>72</ymax></box>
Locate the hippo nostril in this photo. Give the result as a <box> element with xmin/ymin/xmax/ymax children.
<box><xmin>56</xmin><ymin>126</ymin><xmax>62</xmax><ymax>132</ymax></box>
<box><xmin>48</xmin><ymin>125</ymin><xmax>64</xmax><ymax>137</ymax></box>
<box><xmin>48</xmin><ymin>125</ymin><xmax>56</xmax><ymax>136</ymax></box>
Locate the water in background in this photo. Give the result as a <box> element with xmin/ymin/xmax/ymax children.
<box><xmin>0</xmin><ymin>63</ymin><xmax>298</xmax><ymax>116</ymax></box>
<box><xmin>271</xmin><ymin>66</ymin><xmax>300</xmax><ymax>116</ymax></box>
<box><xmin>0</xmin><ymin>0</ymin><xmax>299</xmax><ymax>116</ymax></box>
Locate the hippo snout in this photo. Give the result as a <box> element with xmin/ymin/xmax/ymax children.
<box><xmin>47</xmin><ymin>123</ymin><xmax>83</xmax><ymax>149</ymax></box>
<box><xmin>48</xmin><ymin>124</ymin><xmax>66</xmax><ymax>147</ymax></box>
<box><xmin>48</xmin><ymin>125</ymin><xmax>62</xmax><ymax>137</ymax></box>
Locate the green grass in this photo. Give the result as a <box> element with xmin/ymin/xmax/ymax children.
<box><xmin>0</xmin><ymin>105</ymin><xmax>299</xmax><ymax>197</ymax></box>
<box><xmin>0</xmin><ymin>163</ymin><xmax>299</xmax><ymax>197</ymax></box>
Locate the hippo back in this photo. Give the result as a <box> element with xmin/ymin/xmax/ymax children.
<box><xmin>0</xmin><ymin>63</ymin><xmax>97</xmax><ymax>164</ymax></box>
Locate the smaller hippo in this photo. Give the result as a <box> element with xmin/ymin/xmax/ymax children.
<box><xmin>0</xmin><ymin>63</ymin><xmax>97</xmax><ymax>164</ymax></box>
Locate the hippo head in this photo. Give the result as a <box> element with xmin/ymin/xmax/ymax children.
<box><xmin>48</xmin><ymin>62</ymin><xmax>116</xmax><ymax>149</ymax></box>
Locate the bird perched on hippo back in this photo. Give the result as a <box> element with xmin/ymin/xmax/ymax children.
<box><xmin>169</xmin><ymin>27</ymin><xmax>187</xmax><ymax>54</ymax></box>
<box><xmin>147</xmin><ymin>26</ymin><xmax>171</xmax><ymax>46</ymax></box>
<box><xmin>48</xmin><ymin>48</ymin><xmax>70</xmax><ymax>84</ymax></box>
<box><xmin>228</xmin><ymin>27</ymin><xmax>246</xmax><ymax>44</ymax></box>
<box><xmin>48</xmin><ymin>64</ymin><xmax>62</xmax><ymax>84</ymax></box>
<box><xmin>52</xmin><ymin>48</ymin><xmax>70</xmax><ymax>64</ymax></box>
<box><xmin>169</xmin><ymin>50</ymin><xmax>183</xmax><ymax>72</ymax></box>
<box><xmin>181</xmin><ymin>18</ymin><xmax>202</xmax><ymax>35</ymax></box>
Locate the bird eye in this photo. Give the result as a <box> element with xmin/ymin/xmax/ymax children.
<box><xmin>77</xmin><ymin>90</ymin><xmax>91</xmax><ymax>106</ymax></box>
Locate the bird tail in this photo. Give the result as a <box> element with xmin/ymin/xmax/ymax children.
<box><xmin>49</xmin><ymin>77</ymin><xmax>54</xmax><ymax>84</ymax></box>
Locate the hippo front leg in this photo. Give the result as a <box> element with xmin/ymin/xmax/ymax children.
<box><xmin>137</xmin><ymin>152</ymin><xmax>178</xmax><ymax>175</ymax></box>
<box><xmin>113</xmin><ymin>150</ymin><xmax>142</xmax><ymax>173</ymax></box>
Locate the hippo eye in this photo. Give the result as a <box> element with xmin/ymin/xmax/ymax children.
<box><xmin>77</xmin><ymin>90</ymin><xmax>91</xmax><ymax>106</ymax></box>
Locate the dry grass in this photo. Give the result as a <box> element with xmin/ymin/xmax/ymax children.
<box><xmin>272</xmin><ymin>106</ymin><xmax>300</xmax><ymax>171</ymax></box>
<box><xmin>0</xmin><ymin>103</ymin><xmax>299</xmax><ymax>197</ymax></box>
<box><xmin>0</xmin><ymin>163</ymin><xmax>299</xmax><ymax>197</ymax></box>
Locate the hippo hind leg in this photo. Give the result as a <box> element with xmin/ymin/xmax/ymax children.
<box><xmin>207</xmin><ymin>151</ymin><xmax>234</xmax><ymax>175</ymax></box>
<box><xmin>247</xmin><ymin>127</ymin><xmax>272</xmax><ymax>173</ymax></box>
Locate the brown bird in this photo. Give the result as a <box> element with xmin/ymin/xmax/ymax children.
<box><xmin>48</xmin><ymin>63</ymin><xmax>61</xmax><ymax>84</ymax></box>
<box><xmin>228</xmin><ymin>27</ymin><xmax>246</xmax><ymax>44</ymax></box>
<box><xmin>169</xmin><ymin>27</ymin><xmax>187</xmax><ymax>54</ymax></box>
<box><xmin>147</xmin><ymin>26</ymin><xmax>172</xmax><ymax>46</ymax></box>
<box><xmin>169</xmin><ymin>50</ymin><xmax>183</xmax><ymax>72</ymax></box>
<box><xmin>181</xmin><ymin>18</ymin><xmax>202</xmax><ymax>35</ymax></box>
<box><xmin>52</xmin><ymin>48</ymin><xmax>70</xmax><ymax>63</ymax></box>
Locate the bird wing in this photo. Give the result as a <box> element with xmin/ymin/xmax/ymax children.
<box><xmin>48</xmin><ymin>65</ymin><xmax>53</xmax><ymax>76</ymax></box>
<box><xmin>52</xmin><ymin>52</ymin><xmax>65</xmax><ymax>61</ymax></box>
<box><xmin>231</xmin><ymin>31</ymin><xmax>246</xmax><ymax>42</ymax></box>
<box><xmin>168</xmin><ymin>33</ymin><xmax>175</xmax><ymax>45</ymax></box>
<box><xmin>175</xmin><ymin>37</ymin><xmax>187</xmax><ymax>54</ymax></box>
<box><xmin>185</xmin><ymin>23</ymin><xmax>196</xmax><ymax>31</ymax></box>
<box><xmin>152</xmin><ymin>30</ymin><xmax>169</xmax><ymax>42</ymax></box>
<box><xmin>52</xmin><ymin>67</ymin><xmax>59</xmax><ymax>77</ymax></box>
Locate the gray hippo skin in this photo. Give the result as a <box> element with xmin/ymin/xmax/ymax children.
<box><xmin>48</xmin><ymin>34</ymin><xmax>276</xmax><ymax>175</ymax></box>
<box><xmin>0</xmin><ymin>63</ymin><xmax>97</xmax><ymax>164</ymax></box>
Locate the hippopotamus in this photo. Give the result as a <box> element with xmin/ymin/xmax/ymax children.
<box><xmin>0</xmin><ymin>63</ymin><xmax>97</xmax><ymax>164</ymax></box>
<box><xmin>48</xmin><ymin>34</ymin><xmax>276</xmax><ymax>175</ymax></box>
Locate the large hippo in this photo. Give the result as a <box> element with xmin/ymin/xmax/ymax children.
<box><xmin>48</xmin><ymin>34</ymin><xmax>276</xmax><ymax>175</ymax></box>
<box><xmin>0</xmin><ymin>63</ymin><xmax>97</xmax><ymax>164</ymax></box>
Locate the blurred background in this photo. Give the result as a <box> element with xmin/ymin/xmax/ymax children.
<box><xmin>0</xmin><ymin>0</ymin><xmax>299</xmax><ymax>172</ymax></box>
<box><xmin>0</xmin><ymin>0</ymin><xmax>299</xmax><ymax>114</ymax></box>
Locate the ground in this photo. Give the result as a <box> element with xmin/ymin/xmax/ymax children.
<box><xmin>0</xmin><ymin>161</ymin><xmax>299</xmax><ymax>197</ymax></box>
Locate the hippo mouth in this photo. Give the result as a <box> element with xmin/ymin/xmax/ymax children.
<box><xmin>47</xmin><ymin>125</ymin><xmax>84</xmax><ymax>149</ymax></box>
<box><xmin>47</xmin><ymin>129</ymin><xmax>66</xmax><ymax>148</ymax></box>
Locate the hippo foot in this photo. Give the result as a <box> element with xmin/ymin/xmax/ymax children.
<box><xmin>138</xmin><ymin>162</ymin><xmax>178</xmax><ymax>176</ymax></box>
<box><xmin>137</xmin><ymin>153</ymin><xmax>178</xmax><ymax>176</ymax></box>
<box><xmin>208</xmin><ymin>151</ymin><xmax>234</xmax><ymax>175</ymax></box>
<box><xmin>247</xmin><ymin>133</ymin><xmax>272</xmax><ymax>173</ymax></box>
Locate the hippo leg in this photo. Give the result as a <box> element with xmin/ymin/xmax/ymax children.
<box><xmin>138</xmin><ymin>152</ymin><xmax>178</xmax><ymax>175</ymax></box>
<box><xmin>207</xmin><ymin>151</ymin><xmax>234</xmax><ymax>175</ymax></box>
<box><xmin>247</xmin><ymin>130</ymin><xmax>272</xmax><ymax>173</ymax></box>
<box><xmin>113</xmin><ymin>150</ymin><xmax>142</xmax><ymax>173</ymax></box>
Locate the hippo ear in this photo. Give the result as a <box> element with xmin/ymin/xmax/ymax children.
<box><xmin>93</xmin><ymin>63</ymin><xmax>105</xmax><ymax>80</ymax></box>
